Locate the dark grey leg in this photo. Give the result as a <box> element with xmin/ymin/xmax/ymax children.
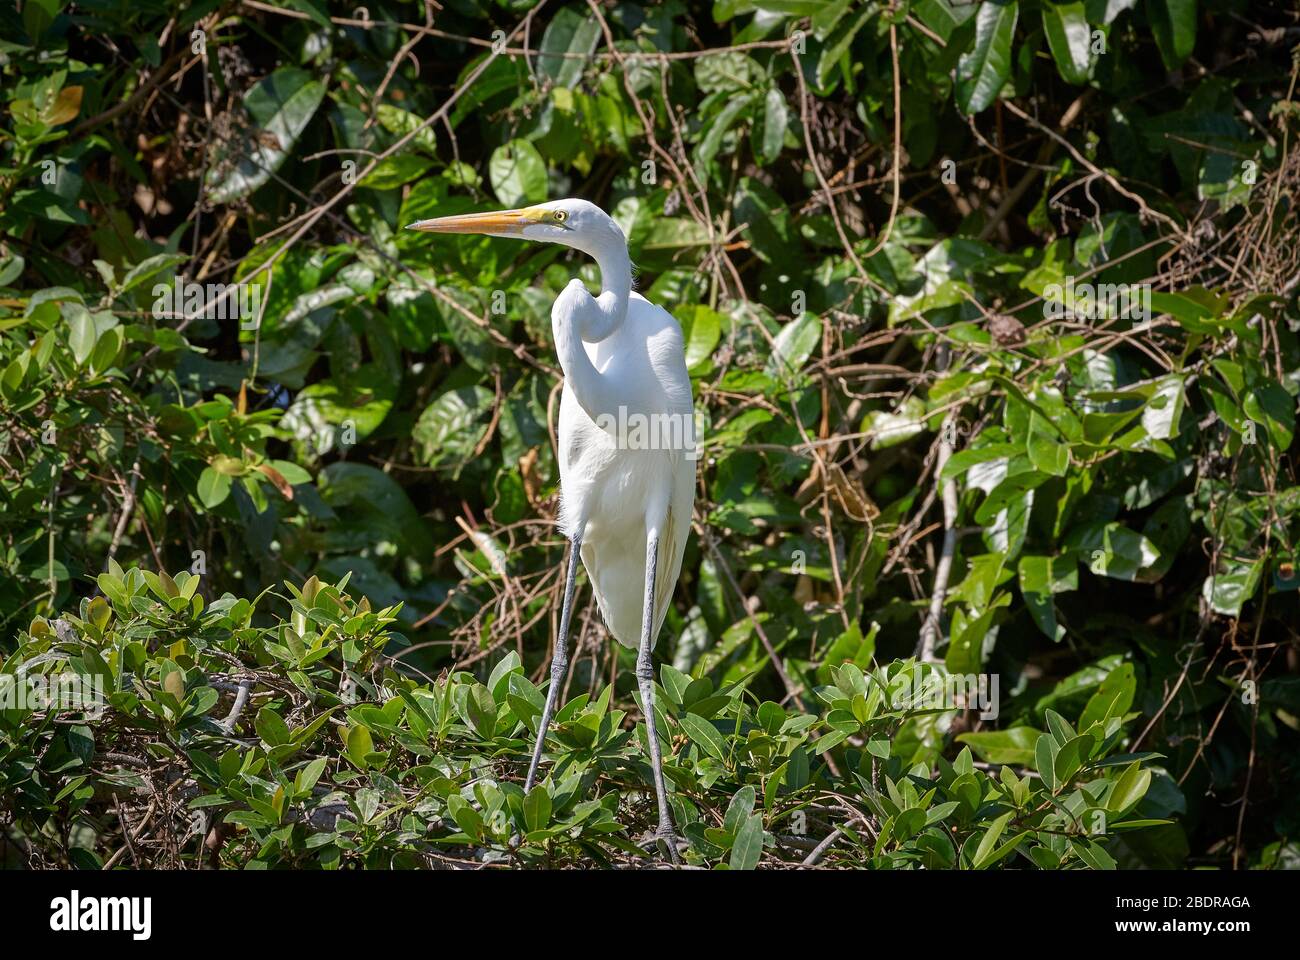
<box><xmin>637</xmin><ymin>531</ymin><xmax>680</xmax><ymax>864</ymax></box>
<box><xmin>524</xmin><ymin>533</ymin><xmax>582</xmax><ymax>792</ymax></box>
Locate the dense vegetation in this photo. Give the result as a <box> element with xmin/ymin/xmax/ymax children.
<box><xmin>1</xmin><ymin>0</ymin><xmax>1297</xmax><ymax>869</ymax></box>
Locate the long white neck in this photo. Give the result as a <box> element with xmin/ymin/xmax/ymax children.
<box><xmin>581</xmin><ymin>239</ymin><xmax>631</xmax><ymax>341</ymax></box>
<box><xmin>552</xmin><ymin>230</ymin><xmax>631</xmax><ymax>427</ymax></box>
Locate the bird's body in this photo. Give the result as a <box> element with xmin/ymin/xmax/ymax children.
<box><xmin>409</xmin><ymin>198</ymin><xmax>694</xmax><ymax>861</ymax></box>
<box><xmin>556</xmin><ymin>290</ymin><xmax>694</xmax><ymax>647</ymax></box>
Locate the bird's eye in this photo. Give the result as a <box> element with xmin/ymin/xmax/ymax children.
<box><xmin>553</xmin><ymin>210</ymin><xmax>567</xmax><ymax>222</ymax></box>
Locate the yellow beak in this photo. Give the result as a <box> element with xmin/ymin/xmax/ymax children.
<box><xmin>405</xmin><ymin>208</ymin><xmax>542</xmax><ymax>235</ymax></box>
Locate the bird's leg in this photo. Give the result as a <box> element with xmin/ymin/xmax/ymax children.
<box><xmin>524</xmin><ymin>532</ymin><xmax>582</xmax><ymax>793</ymax></box>
<box><xmin>636</xmin><ymin>530</ymin><xmax>681</xmax><ymax>865</ymax></box>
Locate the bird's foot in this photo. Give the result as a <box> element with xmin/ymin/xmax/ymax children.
<box><xmin>638</xmin><ymin>824</ymin><xmax>685</xmax><ymax>866</ymax></box>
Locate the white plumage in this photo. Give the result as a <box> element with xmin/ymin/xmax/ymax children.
<box><xmin>408</xmin><ymin>198</ymin><xmax>694</xmax><ymax>859</ymax></box>
<box><xmin>556</xmin><ymin>290</ymin><xmax>695</xmax><ymax>647</ymax></box>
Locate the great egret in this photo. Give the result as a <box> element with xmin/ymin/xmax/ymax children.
<box><xmin>408</xmin><ymin>199</ymin><xmax>696</xmax><ymax>862</ymax></box>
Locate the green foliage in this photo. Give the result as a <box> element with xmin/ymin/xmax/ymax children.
<box><xmin>1</xmin><ymin>0</ymin><xmax>1298</xmax><ymax>868</ymax></box>
<box><xmin>2</xmin><ymin>568</ymin><xmax>1165</xmax><ymax>868</ymax></box>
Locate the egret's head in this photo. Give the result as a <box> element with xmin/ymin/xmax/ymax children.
<box><xmin>407</xmin><ymin>198</ymin><xmax>623</xmax><ymax>258</ymax></box>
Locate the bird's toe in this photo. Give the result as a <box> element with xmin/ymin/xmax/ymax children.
<box><xmin>638</xmin><ymin>826</ymin><xmax>686</xmax><ymax>865</ymax></box>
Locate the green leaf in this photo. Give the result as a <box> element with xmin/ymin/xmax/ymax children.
<box><xmin>117</xmin><ymin>253</ymin><xmax>187</xmax><ymax>296</ymax></box>
<box><xmin>67</xmin><ymin>305</ymin><xmax>97</xmax><ymax>366</ymax></box>
<box><xmin>1141</xmin><ymin>375</ymin><xmax>1186</xmax><ymax>441</ymax></box>
<box><xmin>730</xmin><ymin>813</ymin><xmax>764</xmax><ymax>870</ymax></box>
<box><xmin>1052</xmin><ymin>734</ymin><xmax>1094</xmax><ymax>786</ymax></box>
<box><xmin>89</xmin><ymin>325</ymin><xmax>124</xmax><ymax>373</ymax></box>
<box><xmin>360</xmin><ymin>153</ymin><xmax>434</xmax><ymax>190</ymax></box>
<box><xmin>463</xmin><ymin>683</ymin><xmax>497</xmax><ymax>739</ymax></box>
<box><xmin>1042</xmin><ymin>2</ymin><xmax>1093</xmax><ymax>85</ymax></box>
<box><xmin>538</xmin><ymin>8</ymin><xmax>600</xmax><ymax>89</ymax></box>
<box><xmin>956</xmin><ymin>0</ymin><xmax>1018</xmax><ymax>115</ymax></box>
<box><xmin>1018</xmin><ymin>554</ymin><xmax>1075</xmax><ymax>641</ymax></box>
<box><xmin>1068</xmin><ymin>522</ymin><xmax>1162</xmax><ymax>582</ymax></box>
<box><xmin>1035</xmin><ymin>733</ymin><xmax>1060</xmax><ymax>791</ymax></box>
<box><xmin>296</xmin><ymin>756</ymin><xmax>328</xmax><ymax>793</ymax></box>
<box><xmin>445</xmin><ymin>794</ymin><xmax>481</xmax><ymax>838</ymax></box>
<box><xmin>412</xmin><ymin>386</ymin><xmax>496</xmax><ymax>477</ymax></box>
<box><xmin>343</xmin><ymin>724</ymin><xmax>374</xmax><ymax>769</ymax></box>
<box><xmin>758</xmin><ymin>86</ymin><xmax>788</xmax><ymax>164</ymax></box>
<box><xmin>1086</xmin><ymin>0</ymin><xmax>1138</xmax><ymax>25</ymax></box>
<box><xmin>949</xmin><ymin>552</ymin><xmax>1008</xmax><ymax>612</ymax></box>
<box><xmin>1243</xmin><ymin>381</ymin><xmax>1295</xmax><ymax>451</ymax></box>
<box><xmin>1149</xmin><ymin>0</ymin><xmax>1197</xmax><ymax>71</ymax></box>
<box><xmin>23</xmin><ymin>0</ymin><xmax>59</xmax><ymax>38</ymax></box>
<box><xmin>284</xmin><ymin>0</ymin><xmax>331</xmax><ymax>28</ymax></box>
<box><xmin>1198</xmin><ymin>147</ymin><xmax>1253</xmax><ymax>210</ymax></box>
<box><xmin>0</xmin><ymin>252</ymin><xmax>23</xmax><ymax>288</ymax></box>
<box><xmin>865</xmin><ymin>396</ymin><xmax>927</xmax><ymax>451</ymax></box>
<box><xmin>375</xmin><ymin>105</ymin><xmax>440</xmax><ymax>156</ymax></box>
<box><xmin>186</xmin><ymin>686</ymin><xmax>219</xmax><ymax>717</ymax></box>
<box><xmin>319</xmin><ymin>462</ymin><xmax>434</xmax><ymax>557</ymax></box>
<box><xmin>947</xmin><ymin>602</ymin><xmax>1000</xmax><ymax>675</ymax></box>
<box><xmin>1108</xmin><ymin>761</ymin><xmax>1152</xmax><ymax>814</ymax></box>
<box><xmin>972</xmin><ymin>811</ymin><xmax>1013</xmax><ymax>868</ymax></box>
<box><xmin>679</xmin><ymin>713</ymin><xmax>727</xmax><ymax>761</ymax></box>
<box><xmin>957</xmin><ymin>727</ymin><xmax>1042</xmax><ymax>765</ymax></box>
<box><xmin>1045</xmin><ymin>708</ymin><xmax>1076</xmax><ymax>745</ymax></box>
<box><xmin>912</xmin><ymin>0</ymin><xmax>980</xmax><ymax>42</ymax></box>
<box><xmin>736</xmin><ymin>178</ymin><xmax>797</xmax><ymax>267</ymax></box>
<box><xmin>694</xmin><ymin>95</ymin><xmax>753</xmax><ymax>176</ymax></box>
<box><xmin>1150</xmin><ymin>288</ymin><xmax>1229</xmax><ymax>332</ymax></box>
<box><xmin>816</xmin><ymin>3</ymin><xmax>873</xmax><ymax>89</ymax></box>
<box><xmin>678</xmin><ymin>305</ymin><xmax>723</xmax><ymax>373</ymax></box>
<box><xmin>507</xmin><ymin>673</ymin><xmax>544</xmax><ymax>730</ymax></box>
<box><xmin>255</xmin><ymin>707</ymin><xmax>291</xmax><ymax>747</ymax></box>
<box><xmin>207</xmin><ymin>69</ymin><xmax>326</xmax><ymax>204</ymax></box>
<box><xmin>941</xmin><ymin>443</ymin><xmax>1020</xmax><ymax>483</ymax></box>
<box><xmin>197</xmin><ymin>468</ymin><xmax>233</xmax><ymax>509</ymax></box>
<box><xmin>765</xmin><ymin>313</ymin><xmax>820</xmax><ymax>381</ymax></box>
<box><xmin>786</xmin><ymin>746</ymin><xmax>810</xmax><ymax>789</ymax></box>
<box><xmin>1074</xmin><ymin>839</ymin><xmax>1117</xmax><ymax>869</ymax></box>
<box><xmin>1027</xmin><ymin>412</ymin><xmax>1071</xmax><ymax>476</ymax></box>
<box><xmin>1079</xmin><ymin>662</ymin><xmax>1136</xmax><ymax>730</ymax></box>
<box><xmin>523</xmin><ymin>785</ymin><xmax>552</xmax><ymax>832</ymax></box>
<box><xmin>1203</xmin><ymin>556</ymin><xmax>1263</xmax><ymax>617</ymax></box>
<box><xmin>282</xmin><ymin>365</ymin><xmax>396</xmax><ymax>457</ymax></box>
<box><xmin>975</xmin><ymin>468</ymin><xmax>1048</xmax><ymax>526</ymax></box>
<box><xmin>489</xmin><ymin>139</ymin><xmax>548</xmax><ymax>207</ymax></box>
<box><xmin>724</xmin><ymin>785</ymin><xmax>757</xmax><ymax>836</ymax></box>
<box><xmin>694</xmin><ymin>51</ymin><xmax>764</xmax><ymax>95</ymax></box>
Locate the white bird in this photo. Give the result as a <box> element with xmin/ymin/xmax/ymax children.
<box><xmin>408</xmin><ymin>199</ymin><xmax>696</xmax><ymax>860</ymax></box>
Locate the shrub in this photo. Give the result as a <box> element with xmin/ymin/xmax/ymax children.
<box><xmin>0</xmin><ymin>566</ymin><xmax>1168</xmax><ymax>869</ymax></box>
